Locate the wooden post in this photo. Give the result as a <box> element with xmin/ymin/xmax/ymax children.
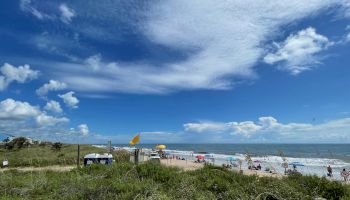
<box><xmin>134</xmin><ymin>149</ymin><xmax>139</xmax><ymax>164</ymax></box>
<box><xmin>77</xmin><ymin>144</ymin><xmax>80</xmax><ymax>168</ymax></box>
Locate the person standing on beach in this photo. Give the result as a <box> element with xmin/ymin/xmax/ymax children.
<box><xmin>327</xmin><ymin>165</ymin><xmax>332</xmax><ymax>177</ymax></box>
<box><xmin>341</xmin><ymin>168</ymin><xmax>349</xmax><ymax>181</ymax></box>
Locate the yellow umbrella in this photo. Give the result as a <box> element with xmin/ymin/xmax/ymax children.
<box><xmin>156</xmin><ymin>144</ymin><xmax>166</xmax><ymax>149</ymax></box>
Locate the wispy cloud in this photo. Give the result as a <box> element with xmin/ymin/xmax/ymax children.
<box><xmin>59</xmin><ymin>4</ymin><xmax>75</xmax><ymax>24</ymax></box>
<box><xmin>36</xmin><ymin>80</ymin><xmax>67</xmax><ymax>97</ymax></box>
<box><xmin>25</xmin><ymin>0</ymin><xmax>350</xmax><ymax>95</ymax></box>
<box><xmin>19</xmin><ymin>0</ymin><xmax>53</xmax><ymax>20</ymax></box>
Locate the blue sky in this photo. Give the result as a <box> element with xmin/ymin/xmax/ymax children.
<box><xmin>1</xmin><ymin>0</ymin><xmax>350</xmax><ymax>143</ymax></box>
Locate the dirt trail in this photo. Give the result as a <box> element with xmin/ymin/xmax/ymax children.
<box><xmin>0</xmin><ymin>165</ymin><xmax>76</xmax><ymax>172</ymax></box>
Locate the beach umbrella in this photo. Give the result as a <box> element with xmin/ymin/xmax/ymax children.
<box><xmin>156</xmin><ymin>144</ymin><xmax>166</xmax><ymax>149</ymax></box>
<box><xmin>226</xmin><ymin>156</ymin><xmax>236</xmax><ymax>161</ymax></box>
<box><xmin>195</xmin><ymin>155</ymin><xmax>205</xmax><ymax>159</ymax></box>
<box><xmin>254</xmin><ymin>160</ymin><xmax>262</xmax><ymax>163</ymax></box>
<box><xmin>289</xmin><ymin>162</ymin><xmax>304</xmax><ymax>166</ymax></box>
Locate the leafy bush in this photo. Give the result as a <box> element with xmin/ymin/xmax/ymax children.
<box><xmin>51</xmin><ymin>142</ymin><xmax>63</xmax><ymax>151</ymax></box>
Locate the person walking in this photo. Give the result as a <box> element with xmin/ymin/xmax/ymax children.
<box><xmin>327</xmin><ymin>165</ymin><xmax>333</xmax><ymax>177</ymax></box>
<box><xmin>341</xmin><ymin>168</ymin><xmax>349</xmax><ymax>182</ymax></box>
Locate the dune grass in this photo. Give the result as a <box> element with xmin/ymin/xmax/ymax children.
<box><xmin>0</xmin><ymin>144</ymin><xmax>106</xmax><ymax>167</ymax></box>
<box><xmin>0</xmin><ymin>162</ymin><xmax>349</xmax><ymax>200</ymax></box>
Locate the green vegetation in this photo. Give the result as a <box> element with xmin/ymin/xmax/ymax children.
<box><xmin>0</xmin><ymin>143</ymin><xmax>106</xmax><ymax>167</ymax></box>
<box><xmin>0</xmin><ymin>143</ymin><xmax>349</xmax><ymax>199</ymax></box>
<box><xmin>0</xmin><ymin>162</ymin><xmax>349</xmax><ymax>199</ymax></box>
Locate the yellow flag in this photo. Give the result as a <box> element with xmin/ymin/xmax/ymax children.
<box><xmin>129</xmin><ymin>134</ymin><xmax>140</xmax><ymax>145</ymax></box>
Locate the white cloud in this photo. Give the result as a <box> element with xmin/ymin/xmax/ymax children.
<box><xmin>345</xmin><ymin>32</ymin><xmax>350</xmax><ymax>42</ymax></box>
<box><xmin>77</xmin><ymin>124</ymin><xmax>89</xmax><ymax>136</ymax></box>
<box><xmin>36</xmin><ymin>113</ymin><xmax>69</xmax><ymax>127</ymax></box>
<box><xmin>264</xmin><ymin>27</ymin><xmax>333</xmax><ymax>75</ymax></box>
<box><xmin>85</xmin><ymin>54</ymin><xmax>102</xmax><ymax>71</ymax></box>
<box><xmin>59</xmin><ymin>4</ymin><xmax>75</xmax><ymax>24</ymax></box>
<box><xmin>184</xmin><ymin>116</ymin><xmax>350</xmax><ymax>142</ymax></box>
<box><xmin>0</xmin><ymin>63</ymin><xmax>39</xmax><ymax>91</ymax></box>
<box><xmin>0</xmin><ymin>98</ymin><xmax>40</xmax><ymax>120</ymax></box>
<box><xmin>36</xmin><ymin>80</ymin><xmax>67</xmax><ymax>97</ymax></box>
<box><xmin>39</xmin><ymin>0</ymin><xmax>350</xmax><ymax>94</ymax></box>
<box><xmin>44</xmin><ymin>100</ymin><xmax>63</xmax><ymax>113</ymax></box>
<box><xmin>184</xmin><ymin>122</ymin><xmax>229</xmax><ymax>133</ymax></box>
<box><xmin>58</xmin><ymin>91</ymin><xmax>79</xmax><ymax>108</ymax></box>
<box><xmin>0</xmin><ymin>98</ymin><xmax>68</xmax><ymax>126</ymax></box>
<box><xmin>0</xmin><ymin>98</ymin><xmax>92</xmax><ymax>141</ymax></box>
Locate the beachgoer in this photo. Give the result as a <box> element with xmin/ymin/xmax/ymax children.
<box><xmin>341</xmin><ymin>168</ymin><xmax>349</xmax><ymax>182</ymax></box>
<box><xmin>257</xmin><ymin>164</ymin><xmax>262</xmax><ymax>170</ymax></box>
<box><xmin>327</xmin><ymin>165</ymin><xmax>333</xmax><ymax>177</ymax></box>
<box><xmin>293</xmin><ymin>164</ymin><xmax>297</xmax><ymax>172</ymax></box>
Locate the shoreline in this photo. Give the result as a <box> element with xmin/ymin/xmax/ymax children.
<box><xmin>160</xmin><ymin>158</ymin><xmax>350</xmax><ymax>184</ymax></box>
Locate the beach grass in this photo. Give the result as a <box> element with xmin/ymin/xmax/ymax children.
<box><xmin>0</xmin><ymin>161</ymin><xmax>349</xmax><ymax>199</ymax></box>
<box><xmin>0</xmin><ymin>144</ymin><xmax>106</xmax><ymax>167</ymax></box>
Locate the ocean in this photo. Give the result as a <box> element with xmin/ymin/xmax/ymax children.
<box><xmin>106</xmin><ymin>143</ymin><xmax>350</xmax><ymax>181</ymax></box>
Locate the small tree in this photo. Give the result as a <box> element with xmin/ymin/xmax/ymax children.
<box><xmin>52</xmin><ymin>142</ymin><xmax>62</xmax><ymax>151</ymax></box>
<box><xmin>12</xmin><ymin>137</ymin><xmax>28</xmax><ymax>149</ymax></box>
<box><xmin>5</xmin><ymin>142</ymin><xmax>14</xmax><ymax>150</ymax></box>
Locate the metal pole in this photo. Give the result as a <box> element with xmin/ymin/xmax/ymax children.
<box><xmin>77</xmin><ymin>144</ymin><xmax>80</xmax><ymax>168</ymax></box>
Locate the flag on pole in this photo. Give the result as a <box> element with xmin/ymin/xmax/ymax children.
<box><xmin>129</xmin><ymin>134</ymin><xmax>140</xmax><ymax>145</ymax></box>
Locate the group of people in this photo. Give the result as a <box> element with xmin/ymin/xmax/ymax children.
<box><xmin>327</xmin><ymin>165</ymin><xmax>349</xmax><ymax>181</ymax></box>
<box><xmin>248</xmin><ymin>163</ymin><xmax>262</xmax><ymax>170</ymax></box>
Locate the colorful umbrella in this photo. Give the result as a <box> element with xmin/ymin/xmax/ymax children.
<box><xmin>226</xmin><ymin>156</ymin><xmax>236</xmax><ymax>161</ymax></box>
<box><xmin>254</xmin><ymin>160</ymin><xmax>262</xmax><ymax>163</ymax></box>
<box><xmin>156</xmin><ymin>144</ymin><xmax>166</xmax><ymax>149</ymax></box>
<box><xmin>195</xmin><ymin>155</ymin><xmax>205</xmax><ymax>159</ymax></box>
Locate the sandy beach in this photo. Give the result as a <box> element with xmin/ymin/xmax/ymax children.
<box><xmin>160</xmin><ymin>159</ymin><xmax>203</xmax><ymax>171</ymax></box>
<box><xmin>160</xmin><ymin>158</ymin><xmax>285</xmax><ymax>178</ymax></box>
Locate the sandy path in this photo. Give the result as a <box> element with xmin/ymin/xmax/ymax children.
<box><xmin>0</xmin><ymin>165</ymin><xmax>76</xmax><ymax>172</ymax></box>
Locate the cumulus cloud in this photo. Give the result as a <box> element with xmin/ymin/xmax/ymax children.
<box><xmin>0</xmin><ymin>63</ymin><xmax>39</xmax><ymax>91</ymax></box>
<box><xmin>0</xmin><ymin>98</ymin><xmax>40</xmax><ymax>120</ymax></box>
<box><xmin>59</xmin><ymin>4</ymin><xmax>75</xmax><ymax>24</ymax></box>
<box><xmin>184</xmin><ymin>116</ymin><xmax>350</xmax><ymax>142</ymax></box>
<box><xmin>36</xmin><ymin>113</ymin><xmax>69</xmax><ymax>127</ymax></box>
<box><xmin>0</xmin><ymin>98</ymin><xmax>92</xmax><ymax>141</ymax></box>
<box><xmin>36</xmin><ymin>80</ymin><xmax>67</xmax><ymax>97</ymax></box>
<box><xmin>0</xmin><ymin>98</ymin><xmax>68</xmax><ymax>127</ymax></box>
<box><xmin>77</xmin><ymin>124</ymin><xmax>89</xmax><ymax>136</ymax></box>
<box><xmin>44</xmin><ymin>100</ymin><xmax>63</xmax><ymax>113</ymax></box>
<box><xmin>58</xmin><ymin>91</ymin><xmax>79</xmax><ymax>108</ymax></box>
<box><xmin>264</xmin><ymin>27</ymin><xmax>333</xmax><ymax>75</ymax></box>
